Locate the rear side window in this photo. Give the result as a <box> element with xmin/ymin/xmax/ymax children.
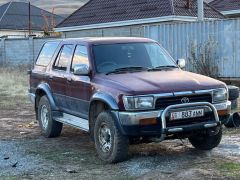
<box><xmin>53</xmin><ymin>45</ymin><xmax>73</xmax><ymax>71</ymax></box>
<box><xmin>36</xmin><ymin>41</ymin><xmax>60</xmax><ymax>66</ymax></box>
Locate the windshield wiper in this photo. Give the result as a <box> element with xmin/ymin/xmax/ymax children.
<box><xmin>106</xmin><ymin>66</ymin><xmax>148</xmax><ymax>75</ymax></box>
<box><xmin>148</xmin><ymin>65</ymin><xmax>178</xmax><ymax>71</ymax></box>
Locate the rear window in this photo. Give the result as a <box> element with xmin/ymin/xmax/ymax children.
<box><xmin>36</xmin><ymin>41</ymin><xmax>60</xmax><ymax>66</ymax></box>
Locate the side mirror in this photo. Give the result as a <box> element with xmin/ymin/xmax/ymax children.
<box><xmin>73</xmin><ymin>64</ymin><xmax>90</xmax><ymax>76</ymax></box>
<box><xmin>177</xmin><ymin>59</ymin><xmax>186</xmax><ymax>69</ymax></box>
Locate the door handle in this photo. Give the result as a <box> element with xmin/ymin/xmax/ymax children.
<box><xmin>64</xmin><ymin>76</ymin><xmax>72</xmax><ymax>82</ymax></box>
<box><xmin>67</xmin><ymin>77</ymin><xmax>72</xmax><ymax>82</ymax></box>
<box><xmin>48</xmin><ymin>75</ymin><xmax>53</xmax><ymax>80</ymax></box>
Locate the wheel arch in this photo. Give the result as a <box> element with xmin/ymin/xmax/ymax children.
<box><xmin>35</xmin><ymin>83</ymin><xmax>58</xmax><ymax>113</ymax></box>
<box><xmin>88</xmin><ymin>92</ymin><xmax>120</xmax><ymax>139</ymax></box>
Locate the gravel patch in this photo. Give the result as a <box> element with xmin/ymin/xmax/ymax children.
<box><xmin>0</xmin><ymin>140</ymin><xmax>55</xmax><ymax>177</ymax></box>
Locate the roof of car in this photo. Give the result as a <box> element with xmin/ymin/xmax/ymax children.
<box><xmin>52</xmin><ymin>37</ymin><xmax>156</xmax><ymax>44</ymax></box>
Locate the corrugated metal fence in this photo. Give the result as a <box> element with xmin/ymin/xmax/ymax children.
<box><xmin>144</xmin><ymin>18</ymin><xmax>240</xmax><ymax>78</ymax></box>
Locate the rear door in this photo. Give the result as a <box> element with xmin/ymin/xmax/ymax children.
<box><xmin>49</xmin><ymin>44</ymin><xmax>74</xmax><ymax>111</ymax></box>
<box><xmin>65</xmin><ymin>44</ymin><xmax>92</xmax><ymax>119</ymax></box>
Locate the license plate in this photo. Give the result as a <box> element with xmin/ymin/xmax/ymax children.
<box><xmin>170</xmin><ymin>109</ymin><xmax>204</xmax><ymax>120</ymax></box>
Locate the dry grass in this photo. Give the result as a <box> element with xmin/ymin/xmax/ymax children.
<box><xmin>0</xmin><ymin>67</ymin><xmax>30</xmax><ymax>109</ymax></box>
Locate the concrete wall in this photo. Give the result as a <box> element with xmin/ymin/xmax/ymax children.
<box><xmin>0</xmin><ymin>37</ymin><xmax>57</xmax><ymax>66</ymax></box>
<box><xmin>62</xmin><ymin>25</ymin><xmax>144</xmax><ymax>38</ymax></box>
<box><xmin>0</xmin><ymin>30</ymin><xmax>44</xmax><ymax>38</ymax></box>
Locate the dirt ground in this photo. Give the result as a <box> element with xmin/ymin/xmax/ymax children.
<box><xmin>0</xmin><ymin>68</ymin><xmax>240</xmax><ymax>180</ymax></box>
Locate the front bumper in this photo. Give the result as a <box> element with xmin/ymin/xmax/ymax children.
<box><xmin>118</xmin><ymin>101</ymin><xmax>231</xmax><ymax>126</ymax></box>
<box><xmin>117</xmin><ymin>101</ymin><xmax>231</xmax><ymax>137</ymax></box>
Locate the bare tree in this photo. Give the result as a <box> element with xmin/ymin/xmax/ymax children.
<box><xmin>188</xmin><ymin>38</ymin><xmax>219</xmax><ymax>78</ymax></box>
<box><xmin>41</xmin><ymin>9</ymin><xmax>57</xmax><ymax>36</ymax></box>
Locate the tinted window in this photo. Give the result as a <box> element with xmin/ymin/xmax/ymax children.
<box><xmin>36</xmin><ymin>41</ymin><xmax>60</xmax><ymax>66</ymax></box>
<box><xmin>71</xmin><ymin>45</ymin><xmax>89</xmax><ymax>71</ymax></box>
<box><xmin>53</xmin><ymin>45</ymin><xmax>73</xmax><ymax>71</ymax></box>
<box><xmin>93</xmin><ymin>43</ymin><xmax>176</xmax><ymax>73</ymax></box>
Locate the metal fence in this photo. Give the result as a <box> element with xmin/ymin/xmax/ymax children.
<box><xmin>144</xmin><ymin>18</ymin><xmax>240</xmax><ymax>78</ymax></box>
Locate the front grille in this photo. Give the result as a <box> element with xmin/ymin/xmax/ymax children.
<box><xmin>155</xmin><ymin>94</ymin><xmax>212</xmax><ymax>109</ymax></box>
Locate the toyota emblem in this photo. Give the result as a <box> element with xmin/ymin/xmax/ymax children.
<box><xmin>181</xmin><ymin>97</ymin><xmax>190</xmax><ymax>104</ymax></box>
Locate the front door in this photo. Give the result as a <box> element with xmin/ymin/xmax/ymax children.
<box><xmin>49</xmin><ymin>44</ymin><xmax>74</xmax><ymax>111</ymax></box>
<box><xmin>65</xmin><ymin>45</ymin><xmax>92</xmax><ymax>119</ymax></box>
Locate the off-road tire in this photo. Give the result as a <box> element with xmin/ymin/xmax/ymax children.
<box><xmin>94</xmin><ymin>111</ymin><xmax>129</xmax><ymax>163</ymax></box>
<box><xmin>38</xmin><ymin>95</ymin><xmax>63</xmax><ymax>138</ymax></box>
<box><xmin>228</xmin><ymin>85</ymin><xmax>239</xmax><ymax>101</ymax></box>
<box><xmin>230</xmin><ymin>99</ymin><xmax>238</xmax><ymax>110</ymax></box>
<box><xmin>225</xmin><ymin>112</ymin><xmax>240</xmax><ymax>128</ymax></box>
<box><xmin>189</xmin><ymin>127</ymin><xmax>222</xmax><ymax>150</ymax></box>
<box><xmin>224</xmin><ymin>120</ymin><xmax>235</xmax><ymax>128</ymax></box>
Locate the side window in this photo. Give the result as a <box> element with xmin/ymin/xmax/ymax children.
<box><xmin>36</xmin><ymin>41</ymin><xmax>60</xmax><ymax>66</ymax></box>
<box><xmin>53</xmin><ymin>44</ymin><xmax>73</xmax><ymax>71</ymax></box>
<box><xmin>71</xmin><ymin>45</ymin><xmax>89</xmax><ymax>71</ymax></box>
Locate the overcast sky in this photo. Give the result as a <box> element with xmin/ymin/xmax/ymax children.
<box><xmin>0</xmin><ymin>0</ymin><xmax>89</xmax><ymax>16</ymax></box>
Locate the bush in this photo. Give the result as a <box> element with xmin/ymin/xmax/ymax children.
<box><xmin>188</xmin><ymin>39</ymin><xmax>219</xmax><ymax>78</ymax></box>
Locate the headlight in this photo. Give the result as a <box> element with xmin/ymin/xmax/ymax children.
<box><xmin>213</xmin><ymin>88</ymin><xmax>228</xmax><ymax>103</ymax></box>
<box><xmin>123</xmin><ymin>96</ymin><xmax>154</xmax><ymax>110</ymax></box>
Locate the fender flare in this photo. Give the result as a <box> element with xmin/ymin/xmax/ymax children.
<box><xmin>89</xmin><ymin>92</ymin><xmax>124</xmax><ymax>137</ymax></box>
<box><xmin>89</xmin><ymin>92</ymin><xmax>119</xmax><ymax>110</ymax></box>
<box><xmin>35</xmin><ymin>83</ymin><xmax>59</xmax><ymax>111</ymax></box>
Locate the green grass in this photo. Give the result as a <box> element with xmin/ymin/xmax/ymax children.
<box><xmin>24</xmin><ymin>142</ymin><xmax>133</xmax><ymax>179</ymax></box>
<box><xmin>215</xmin><ymin>161</ymin><xmax>240</xmax><ymax>178</ymax></box>
<box><xmin>29</xmin><ymin>149</ymin><xmax>93</xmax><ymax>165</ymax></box>
<box><xmin>26</xmin><ymin>141</ymin><xmax>100</xmax><ymax>166</ymax></box>
<box><xmin>224</xmin><ymin>128</ymin><xmax>240</xmax><ymax>135</ymax></box>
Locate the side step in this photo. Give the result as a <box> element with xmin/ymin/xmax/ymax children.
<box><xmin>54</xmin><ymin>113</ymin><xmax>89</xmax><ymax>132</ymax></box>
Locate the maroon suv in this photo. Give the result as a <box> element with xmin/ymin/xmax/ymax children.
<box><xmin>29</xmin><ymin>37</ymin><xmax>231</xmax><ymax>163</ymax></box>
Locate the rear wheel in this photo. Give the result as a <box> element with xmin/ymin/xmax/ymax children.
<box><xmin>94</xmin><ymin>111</ymin><xmax>129</xmax><ymax>163</ymax></box>
<box><xmin>38</xmin><ymin>95</ymin><xmax>63</xmax><ymax>138</ymax></box>
<box><xmin>189</xmin><ymin>127</ymin><xmax>222</xmax><ymax>150</ymax></box>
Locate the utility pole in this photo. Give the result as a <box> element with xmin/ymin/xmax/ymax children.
<box><xmin>197</xmin><ymin>0</ymin><xmax>204</xmax><ymax>21</ymax></box>
<box><xmin>28</xmin><ymin>2</ymin><xmax>31</xmax><ymax>35</ymax></box>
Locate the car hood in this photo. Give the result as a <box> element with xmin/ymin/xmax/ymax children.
<box><xmin>94</xmin><ymin>69</ymin><xmax>226</xmax><ymax>95</ymax></box>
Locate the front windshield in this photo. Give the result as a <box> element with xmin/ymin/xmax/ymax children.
<box><xmin>93</xmin><ymin>42</ymin><xmax>177</xmax><ymax>74</ymax></box>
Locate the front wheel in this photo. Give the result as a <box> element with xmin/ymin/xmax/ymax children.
<box><xmin>189</xmin><ymin>127</ymin><xmax>222</xmax><ymax>150</ymax></box>
<box><xmin>94</xmin><ymin>111</ymin><xmax>129</xmax><ymax>163</ymax></box>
